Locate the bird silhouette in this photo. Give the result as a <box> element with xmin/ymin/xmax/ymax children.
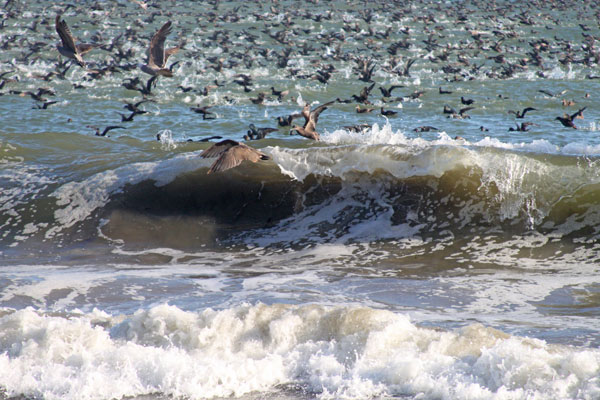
<box><xmin>200</xmin><ymin>139</ymin><xmax>270</xmax><ymax>174</ymax></box>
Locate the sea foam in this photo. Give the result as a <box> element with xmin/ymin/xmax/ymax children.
<box><xmin>0</xmin><ymin>304</ymin><xmax>598</xmax><ymax>400</ymax></box>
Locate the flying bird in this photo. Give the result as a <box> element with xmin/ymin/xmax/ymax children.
<box><xmin>200</xmin><ymin>139</ymin><xmax>270</xmax><ymax>174</ymax></box>
<box><xmin>55</xmin><ymin>15</ymin><xmax>96</xmax><ymax>67</ymax></box>
<box><xmin>290</xmin><ymin>101</ymin><xmax>335</xmax><ymax>141</ymax></box>
<box><xmin>555</xmin><ymin>107</ymin><xmax>586</xmax><ymax>129</ymax></box>
<box><xmin>140</xmin><ymin>21</ymin><xmax>179</xmax><ymax>77</ymax></box>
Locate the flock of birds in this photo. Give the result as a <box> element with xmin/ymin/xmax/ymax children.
<box><xmin>54</xmin><ymin>13</ymin><xmax>271</xmax><ymax>173</ymax></box>
<box><xmin>2</xmin><ymin>0</ymin><xmax>600</xmax><ymax>173</ymax></box>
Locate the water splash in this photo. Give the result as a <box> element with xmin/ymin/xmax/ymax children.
<box><xmin>157</xmin><ymin>129</ymin><xmax>177</xmax><ymax>151</ymax></box>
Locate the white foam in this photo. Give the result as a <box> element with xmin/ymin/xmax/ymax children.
<box><xmin>0</xmin><ymin>304</ymin><xmax>598</xmax><ymax>400</ymax></box>
<box><xmin>271</xmin><ymin>126</ymin><xmax>476</xmax><ymax>183</ymax></box>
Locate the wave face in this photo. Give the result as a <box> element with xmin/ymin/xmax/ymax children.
<box><xmin>3</xmin><ymin>124</ymin><xmax>600</xmax><ymax>262</ymax></box>
<box><xmin>1</xmin><ymin>304</ymin><xmax>599</xmax><ymax>400</ymax></box>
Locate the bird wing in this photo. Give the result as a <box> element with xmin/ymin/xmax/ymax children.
<box><xmin>444</xmin><ymin>105</ymin><xmax>457</xmax><ymax>114</ymax></box>
<box><xmin>366</xmin><ymin>82</ymin><xmax>375</xmax><ymax>93</ymax></box>
<box><xmin>102</xmin><ymin>126</ymin><xmax>125</xmax><ymax>136</ymax></box>
<box><xmin>200</xmin><ymin>139</ymin><xmax>240</xmax><ymax>158</ymax></box>
<box><xmin>571</xmin><ymin>107</ymin><xmax>587</xmax><ymax>119</ymax></box>
<box><xmin>76</xmin><ymin>43</ymin><xmax>96</xmax><ymax>55</ymax></box>
<box><xmin>301</xmin><ymin>103</ymin><xmax>311</xmax><ymax>123</ymax></box>
<box><xmin>309</xmin><ymin>100</ymin><xmax>335</xmax><ymax>126</ymax></box>
<box><xmin>264</xmin><ymin>128</ymin><xmax>278</xmax><ymax>134</ymax></box>
<box><xmin>459</xmin><ymin>106</ymin><xmax>474</xmax><ymax>115</ymax></box>
<box><xmin>42</xmin><ymin>101</ymin><xmax>58</xmax><ymax>109</ymax></box>
<box><xmin>55</xmin><ymin>15</ymin><xmax>77</xmax><ymax>53</ymax></box>
<box><xmin>148</xmin><ymin>21</ymin><xmax>172</xmax><ymax>67</ymax></box>
<box><xmin>164</xmin><ymin>46</ymin><xmax>180</xmax><ymax>63</ymax></box>
<box><xmin>207</xmin><ymin>145</ymin><xmax>268</xmax><ymax>174</ymax></box>
<box><xmin>359</xmin><ymin>86</ymin><xmax>369</xmax><ymax>99</ymax></box>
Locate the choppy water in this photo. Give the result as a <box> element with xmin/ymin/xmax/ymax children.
<box><xmin>2</xmin><ymin>0</ymin><xmax>600</xmax><ymax>399</ymax></box>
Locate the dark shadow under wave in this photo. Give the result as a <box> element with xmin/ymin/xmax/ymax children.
<box><xmin>3</xmin><ymin>143</ymin><xmax>600</xmax><ymax>261</ymax></box>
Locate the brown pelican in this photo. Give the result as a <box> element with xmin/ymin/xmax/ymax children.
<box><xmin>140</xmin><ymin>21</ymin><xmax>179</xmax><ymax>77</ymax></box>
<box><xmin>55</xmin><ymin>15</ymin><xmax>96</xmax><ymax>67</ymax></box>
<box><xmin>200</xmin><ymin>139</ymin><xmax>270</xmax><ymax>174</ymax></box>
<box><xmin>290</xmin><ymin>101</ymin><xmax>335</xmax><ymax>141</ymax></box>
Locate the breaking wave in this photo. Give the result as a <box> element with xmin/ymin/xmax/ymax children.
<box><xmin>1</xmin><ymin>303</ymin><xmax>598</xmax><ymax>400</ymax></box>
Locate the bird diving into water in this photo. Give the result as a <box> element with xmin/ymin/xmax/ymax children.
<box><xmin>55</xmin><ymin>15</ymin><xmax>96</xmax><ymax>67</ymax></box>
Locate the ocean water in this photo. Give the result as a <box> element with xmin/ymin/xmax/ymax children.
<box><xmin>1</xmin><ymin>0</ymin><xmax>600</xmax><ymax>399</ymax></box>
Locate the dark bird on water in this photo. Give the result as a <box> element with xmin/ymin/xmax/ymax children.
<box><xmin>444</xmin><ymin>105</ymin><xmax>474</xmax><ymax>118</ymax></box>
<box><xmin>555</xmin><ymin>107</ymin><xmax>586</xmax><ymax>129</ymax></box>
<box><xmin>380</xmin><ymin>107</ymin><xmax>398</xmax><ymax>116</ymax></box>
<box><xmin>33</xmin><ymin>100</ymin><xmax>58</xmax><ymax>110</ymax></box>
<box><xmin>198</xmin><ymin>135</ymin><xmax>223</xmax><ymax>142</ymax></box>
<box><xmin>55</xmin><ymin>15</ymin><xmax>96</xmax><ymax>67</ymax></box>
<box><xmin>460</xmin><ymin>96</ymin><xmax>475</xmax><ymax>105</ymax></box>
<box><xmin>271</xmin><ymin>87</ymin><xmax>289</xmax><ymax>101</ymax></box>
<box><xmin>413</xmin><ymin>126</ymin><xmax>438</xmax><ymax>132</ymax></box>
<box><xmin>140</xmin><ymin>21</ymin><xmax>179</xmax><ymax>77</ymax></box>
<box><xmin>343</xmin><ymin>124</ymin><xmax>371</xmax><ymax>133</ymax></box>
<box><xmin>356</xmin><ymin>105</ymin><xmax>374</xmax><ymax>113</ymax></box>
<box><xmin>352</xmin><ymin>83</ymin><xmax>376</xmax><ymax>103</ymax></box>
<box><xmin>200</xmin><ymin>139</ymin><xmax>270</xmax><ymax>174</ymax></box>
<box><xmin>276</xmin><ymin>113</ymin><xmax>302</xmax><ymax>127</ymax></box>
<box><xmin>508</xmin><ymin>107</ymin><xmax>536</xmax><ymax>118</ymax></box>
<box><xmin>245</xmin><ymin>123</ymin><xmax>277</xmax><ymax>140</ymax></box>
<box><xmin>539</xmin><ymin>89</ymin><xmax>567</xmax><ymax>98</ymax></box>
<box><xmin>87</xmin><ymin>125</ymin><xmax>125</xmax><ymax>136</ymax></box>
<box><xmin>190</xmin><ymin>105</ymin><xmax>216</xmax><ymax>119</ymax></box>
<box><xmin>123</xmin><ymin>99</ymin><xmax>154</xmax><ymax>113</ymax></box>
<box><xmin>509</xmin><ymin>122</ymin><xmax>536</xmax><ymax>132</ymax></box>
<box><xmin>250</xmin><ymin>92</ymin><xmax>267</xmax><ymax>104</ymax></box>
<box><xmin>379</xmin><ymin>85</ymin><xmax>403</xmax><ymax>97</ymax></box>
